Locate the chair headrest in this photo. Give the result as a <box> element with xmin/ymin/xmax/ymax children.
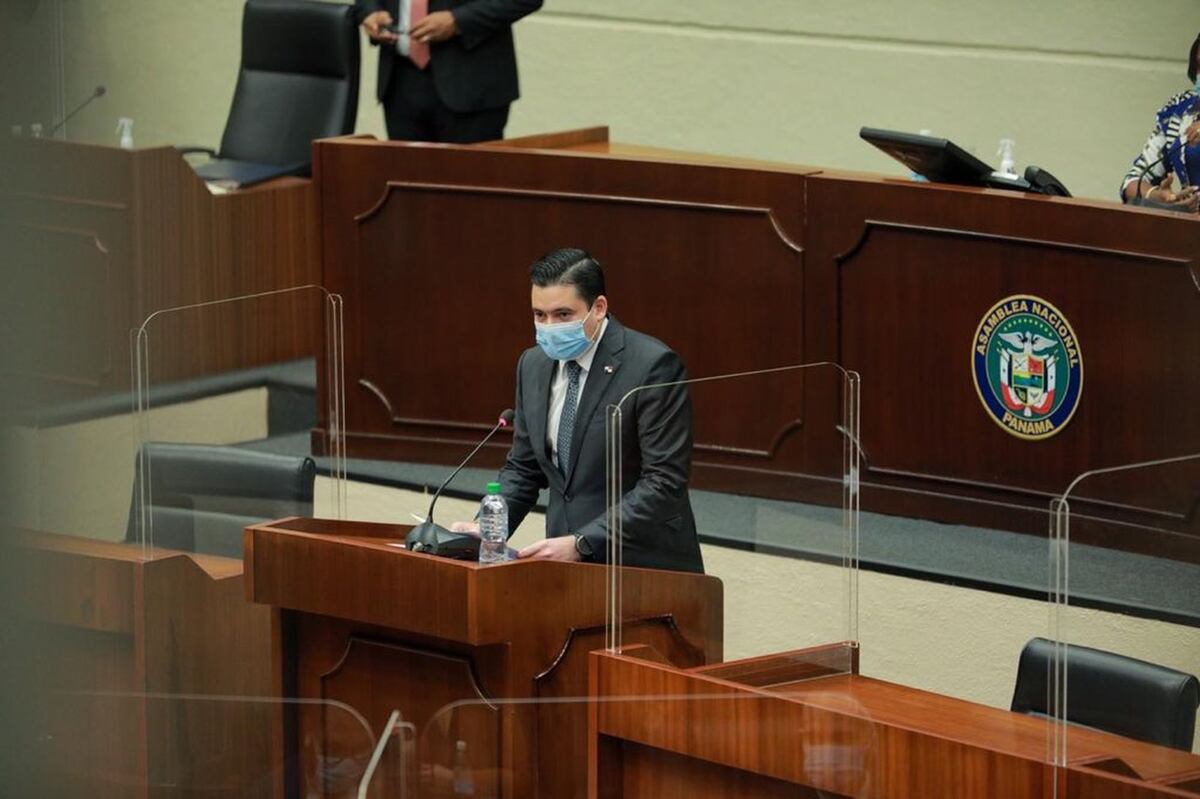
<box><xmin>1012</xmin><ymin>637</ymin><xmax>1200</xmax><ymax>751</ymax></box>
<box><xmin>241</xmin><ymin>0</ymin><xmax>358</xmax><ymax>79</ymax></box>
<box><xmin>137</xmin><ymin>442</ymin><xmax>316</xmax><ymax>503</ymax></box>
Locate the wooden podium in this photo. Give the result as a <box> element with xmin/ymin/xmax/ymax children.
<box><xmin>0</xmin><ymin>530</ymin><xmax>273</xmax><ymax>797</ymax></box>
<box><xmin>244</xmin><ymin>517</ymin><xmax>723</xmax><ymax>798</ymax></box>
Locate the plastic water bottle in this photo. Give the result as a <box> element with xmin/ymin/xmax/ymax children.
<box><xmin>478</xmin><ymin>481</ymin><xmax>507</xmax><ymax>564</ymax></box>
<box><xmin>452</xmin><ymin>739</ymin><xmax>475</xmax><ymax>795</ymax></box>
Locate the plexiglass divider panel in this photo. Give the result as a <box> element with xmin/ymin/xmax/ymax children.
<box><xmin>596</xmin><ymin>360</ymin><xmax>1078</xmax><ymax>795</ymax></box>
<box><xmin>57</xmin><ymin>693</ymin><xmax>377</xmax><ymax>796</ymax></box>
<box><xmin>606</xmin><ymin>362</ymin><xmax>860</xmax><ymax>671</ymax></box>
<box><xmin>854</xmin><ymin>478</ymin><xmax>1062</xmax><ymax>779</ymax></box>
<box><xmin>1055</xmin><ymin>453</ymin><xmax>1200</xmax><ymax>796</ymax></box>
<box><xmin>368</xmin><ymin>692</ymin><xmax>883</xmax><ymax>799</ymax></box>
<box><xmin>129</xmin><ymin>285</ymin><xmax>345</xmax><ymax>559</ymax></box>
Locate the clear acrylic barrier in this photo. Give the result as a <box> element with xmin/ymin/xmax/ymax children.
<box><xmin>592</xmin><ymin>363</ymin><xmax>876</xmax><ymax>795</ymax></box>
<box><xmin>5</xmin><ymin>692</ymin><xmax>375</xmax><ymax>796</ymax></box>
<box><xmin>1055</xmin><ymin>454</ymin><xmax>1200</xmax><ymax>794</ymax></box>
<box><xmin>364</xmin><ymin>694</ymin><xmax>880</xmax><ymax>798</ymax></box>
<box><xmin>606</xmin><ymin>363</ymin><xmax>860</xmax><ymax>667</ymax></box>
<box><xmin>1</xmin><ymin>281</ymin><xmax>350</xmax><ymax>796</ymax></box>
<box><xmin>599</xmin><ymin>362</ymin><xmax>1066</xmax><ymax>795</ymax></box>
<box><xmin>130</xmin><ymin>285</ymin><xmax>345</xmax><ymax>559</ymax></box>
<box><xmin>853</xmin><ymin>478</ymin><xmax>1061</xmax><ymax>779</ymax></box>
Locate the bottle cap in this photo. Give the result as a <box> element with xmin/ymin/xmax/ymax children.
<box><xmin>486</xmin><ymin>481</ymin><xmax>501</xmax><ymax>494</ymax></box>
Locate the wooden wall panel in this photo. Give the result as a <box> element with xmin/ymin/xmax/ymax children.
<box><xmin>837</xmin><ymin>223</ymin><xmax>1197</xmax><ymax>488</ymax></box>
<box><xmin>806</xmin><ymin>173</ymin><xmax>1200</xmax><ymax>543</ymax></box>
<box><xmin>0</xmin><ymin>221</ymin><xmax>115</xmax><ymax>389</ymax></box>
<box><xmin>0</xmin><ymin>137</ymin><xmax>320</xmax><ymax>400</ymax></box>
<box><xmin>314</xmin><ymin>137</ymin><xmax>1200</xmax><ymax>553</ymax></box>
<box><xmin>315</xmin><ymin>138</ymin><xmax>810</xmax><ymax>469</ymax></box>
<box><xmin>348</xmin><ymin>181</ymin><xmax>807</xmax><ymax>470</ymax></box>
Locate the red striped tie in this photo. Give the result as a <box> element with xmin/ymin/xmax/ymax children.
<box><xmin>409</xmin><ymin>0</ymin><xmax>431</xmax><ymax>69</ymax></box>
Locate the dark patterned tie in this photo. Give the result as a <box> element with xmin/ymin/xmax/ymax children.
<box><xmin>557</xmin><ymin>361</ymin><xmax>582</xmax><ymax>477</ymax></box>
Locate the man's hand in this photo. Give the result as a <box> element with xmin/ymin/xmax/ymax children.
<box><xmin>1149</xmin><ymin>174</ymin><xmax>1200</xmax><ymax>213</ymax></box>
<box><xmin>449</xmin><ymin>521</ymin><xmax>480</xmax><ymax>534</ymax></box>
<box><xmin>518</xmin><ymin>536</ymin><xmax>580</xmax><ymax>562</ymax></box>
<box><xmin>410</xmin><ymin>11</ymin><xmax>459</xmax><ymax>43</ymax></box>
<box><xmin>362</xmin><ymin>10</ymin><xmax>399</xmax><ymax>43</ymax></box>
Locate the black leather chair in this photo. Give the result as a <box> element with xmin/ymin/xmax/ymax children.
<box><xmin>1011</xmin><ymin>637</ymin><xmax>1200</xmax><ymax>751</ymax></box>
<box><xmin>184</xmin><ymin>0</ymin><xmax>360</xmax><ymax>184</ymax></box>
<box><xmin>125</xmin><ymin>443</ymin><xmax>317</xmax><ymax>559</ymax></box>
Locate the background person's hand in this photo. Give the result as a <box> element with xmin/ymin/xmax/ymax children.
<box><xmin>449</xmin><ymin>521</ymin><xmax>480</xmax><ymax>534</ymax></box>
<box><xmin>410</xmin><ymin>11</ymin><xmax>458</xmax><ymax>43</ymax></box>
<box><xmin>362</xmin><ymin>10</ymin><xmax>398</xmax><ymax>43</ymax></box>
<box><xmin>1149</xmin><ymin>174</ymin><xmax>1200</xmax><ymax>212</ymax></box>
<box><xmin>518</xmin><ymin>536</ymin><xmax>580</xmax><ymax>562</ymax></box>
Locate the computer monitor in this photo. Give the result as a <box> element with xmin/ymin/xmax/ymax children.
<box><xmin>859</xmin><ymin>126</ymin><xmax>995</xmax><ymax>186</ymax></box>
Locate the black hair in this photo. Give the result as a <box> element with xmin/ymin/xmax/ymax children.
<box><xmin>529</xmin><ymin>248</ymin><xmax>606</xmax><ymax>307</ymax></box>
<box><xmin>1190</xmin><ymin>33</ymin><xmax>1200</xmax><ymax>83</ymax></box>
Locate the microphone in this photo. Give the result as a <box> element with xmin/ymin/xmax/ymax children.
<box><xmin>48</xmin><ymin>85</ymin><xmax>106</xmax><ymax>136</ymax></box>
<box><xmin>405</xmin><ymin>409</ymin><xmax>515</xmax><ymax>558</ymax></box>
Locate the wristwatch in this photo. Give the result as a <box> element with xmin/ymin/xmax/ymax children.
<box><xmin>573</xmin><ymin>534</ymin><xmax>594</xmax><ymax>560</ymax></box>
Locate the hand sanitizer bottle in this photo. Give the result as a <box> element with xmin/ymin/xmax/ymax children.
<box><xmin>995</xmin><ymin>137</ymin><xmax>1018</xmax><ymax>178</ymax></box>
<box><xmin>116</xmin><ymin>118</ymin><xmax>134</xmax><ymax>150</ymax></box>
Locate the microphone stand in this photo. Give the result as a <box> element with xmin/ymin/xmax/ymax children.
<box><xmin>48</xmin><ymin>85</ymin><xmax>106</xmax><ymax>137</ymax></box>
<box><xmin>405</xmin><ymin>412</ymin><xmax>513</xmax><ymax>557</ymax></box>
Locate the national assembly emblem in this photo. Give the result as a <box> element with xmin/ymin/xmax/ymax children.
<box><xmin>972</xmin><ymin>295</ymin><xmax>1083</xmax><ymax>440</ymax></box>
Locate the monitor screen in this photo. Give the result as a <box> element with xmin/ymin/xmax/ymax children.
<box><xmin>859</xmin><ymin>127</ymin><xmax>995</xmax><ymax>186</ymax></box>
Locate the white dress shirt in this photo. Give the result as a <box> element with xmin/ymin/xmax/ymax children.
<box><xmin>547</xmin><ymin>318</ymin><xmax>608</xmax><ymax>469</ymax></box>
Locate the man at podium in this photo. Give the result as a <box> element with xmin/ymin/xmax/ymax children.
<box><xmin>454</xmin><ymin>248</ymin><xmax>705</xmax><ymax>573</ymax></box>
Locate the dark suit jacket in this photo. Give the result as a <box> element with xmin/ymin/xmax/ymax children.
<box><xmin>353</xmin><ymin>0</ymin><xmax>542</xmax><ymax>112</ymax></box>
<box><xmin>499</xmin><ymin>317</ymin><xmax>705</xmax><ymax>574</ymax></box>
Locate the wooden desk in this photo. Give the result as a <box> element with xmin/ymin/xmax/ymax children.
<box><xmin>0</xmin><ymin>530</ymin><xmax>274</xmax><ymax>798</ymax></box>
<box><xmin>589</xmin><ymin>644</ymin><xmax>1200</xmax><ymax>798</ymax></box>
<box><xmin>0</xmin><ymin>137</ymin><xmax>320</xmax><ymax>403</ymax></box>
<box><xmin>312</xmin><ymin>126</ymin><xmax>1199</xmax><ymax>558</ymax></box>
<box><xmin>244</xmin><ymin>517</ymin><xmax>723</xmax><ymax>799</ymax></box>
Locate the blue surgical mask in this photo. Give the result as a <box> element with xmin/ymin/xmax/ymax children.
<box><xmin>535</xmin><ymin>308</ymin><xmax>596</xmax><ymax>361</ymax></box>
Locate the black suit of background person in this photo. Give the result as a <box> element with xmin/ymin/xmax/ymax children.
<box><xmin>354</xmin><ymin>0</ymin><xmax>541</xmax><ymax>142</ymax></box>
<box><xmin>453</xmin><ymin>249</ymin><xmax>706</xmax><ymax>574</ymax></box>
